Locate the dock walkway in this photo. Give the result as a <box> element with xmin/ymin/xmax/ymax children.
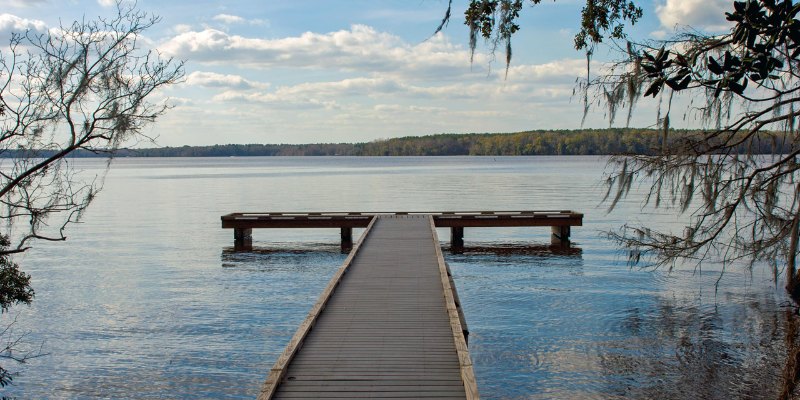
<box><xmin>258</xmin><ymin>215</ymin><xmax>477</xmax><ymax>399</ymax></box>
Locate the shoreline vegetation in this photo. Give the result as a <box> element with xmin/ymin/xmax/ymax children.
<box><xmin>21</xmin><ymin>128</ymin><xmax>790</xmax><ymax>157</ymax></box>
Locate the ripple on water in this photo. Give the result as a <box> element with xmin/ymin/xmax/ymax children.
<box><xmin>447</xmin><ymin>243</ymin><xmax>789</xmax><ymax>400</ymax></box>
<box><xmin>2</xmin><ymin>157</ymin><xmax>793</xmax><ymax>399</ymax></box>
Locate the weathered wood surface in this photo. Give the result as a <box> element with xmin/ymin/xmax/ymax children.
<box><xmin>429</xmin><ymin>218</ymin><xmax>479</xmax><ymax>399</ymax></box>
<box><xmin>257</xmin><ymin>217</ymin><xmax>378</xmax><ymax>400</ymax></box>
<box><xmin>261</xmin><ymin>215</ymin><xmax>478</xmax><ymax>399</ymax></box>
<box><xmin>221</xmin><ymin>210</ymin><xmax>583</xmax><ymax>229</ymax></box>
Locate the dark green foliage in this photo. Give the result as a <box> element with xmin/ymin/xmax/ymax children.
<box><xmin>573</xmin><ymin>0</ymin><xmax>643</xmax><ymax>49</ymax></box>
<box><xmin>0</xmin><ymin>236</ymin><xmax>32</xmax><ymax>313</ymax></box>
<box><xmin>0</xmin><ymin>260</ymin><xmax>32</xmax><ymax>314</ymax></box>
<box><xmin>0</xmin><ymin>367</ymin><xmax>12</xmax><ymax>388</ymax></box>
<box><xmin>45</xmin><ymin>129</ymin><xmax>789</xmax><ymax>158</ymax></box>
<box><xmin>638</xmin><ymin>0</ymin><xmax>798</xmax><ymax>98</ymax></box>
<box><xmin>440</xmin><ymin>0</ymin><xmax>642</xmax><ymax>69</ymax></box>
<box><xmin>0</xmin><ymin>234</ymin><xmax>33</xmax><ymax>389</ymax></box>
<box><xmin>594</xmin><ymin>0</ymin><xmax>800</xmax><ymax>319</ymax></box>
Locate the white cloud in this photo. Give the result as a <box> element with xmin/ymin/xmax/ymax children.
<box><xmin>212</xmin><ymin>90</ymin><xmax>339</xmax><ymax>110</ymax></box>
<box><xmin>650</xmin><ymin>30</ymin><xmax>668</xmax><ymax>40</ymax></box>
<box><xmin>0</xmin><ymin>13</ymin><xmax>47</xmax><ymax>42</ymax></box>
<box><xmin>211</xmin><ymin>14</ymin><xmax>266</xmax><ymax>26</ymax></box>
<box><xmin>172</xmin><ymin>24</ymin><xmax>193</xmax><ymax>34</ymax></box>
<box><xmin>656</xmin><ymin>0</ymin><xmax>732</xmax><ymax>32</ymax></box>
<box><xmin>202</xmin><ymin>64</ymin><xmax>577</xmax><ymax>111</ymax></box>
<box><xmin>208</xmin><ymin>77</ymin><xmax>408</xmax><ymax>108</ymax></box>
<box><xmin>212</xmin><ymin>14</ymin><xmax>245</xmax><ymax>25</ymax></box>
<box><xmin>155</xmin><ymin>24</ymin><xmax>608</xmax><ymax>145</ymax></box>
<box><xmin>506</xmin><ymin>59</ymin><xmax>594</xmax><ymax>82</ymax></box>
<box><xmin>0</xmin><ymin>13</ymin><xmax>47</xmax><ymax>32</ymax></box>
<box><xmin>185</xmin><ymin>71</ymin><xmax>269</xmax><ymax>90</ymax></box>
<box><xmin>4</xmin><ymin>0</ymin><xmax>48</xmax><ymax>7</ymax></box>
<box><xmin>160</xmin><ymin>25</ymin><xmax>486</xmax><ymax>79</ymax></box>
<box><xmin>273</xmin><ymin>77</ymin><xmax>405</xmax><ymax>98</ymax></box>
<box><xmin>374</xmin><ymin>104</ymin><xmax>447</xmax><ymax>113</ymax></box>
<box><xmin>97</xmin><ymin>0</ymin><xmax>116</xmax><ymax>7</ymax></box>
<box><xmin>169</xmin><ymin>97</ymin><xmax>195</xmax><ymax>107</ymax></box>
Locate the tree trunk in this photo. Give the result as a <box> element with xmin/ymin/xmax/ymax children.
<box><xmin>780</xmin><ymin>309</ymin><xmax>800</xmax><ymax>400</ymax></box>
<box><xmin>786</xmin><ymin>211</ymin><xmax>800</xmax><ymax>304</ymax></box>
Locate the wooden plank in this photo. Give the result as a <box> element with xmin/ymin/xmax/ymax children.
<box><xmin>256</xmin><ymin>216</ymin><xmax>378</xmax><ymax>400</ymax></box>
<box><xmin>222</xmin><ymin>210</ymin><xmax>579</xmax><ymax>218</ymax></box>
<box><xmin>264</xmin><ymin>216</ymin><xmax>472</xmax><ymax>399</ymax></box>
<box><xmin>280</xmin><ymin>374</ymin><xmax>464</xmax><ymax>381</ymax></box>
<box><xmin>429</xmin><ymin>216</ymin><xmax>480</xmax><ymax>400</ymax></box>
<box><xmin>221</xmin><ymin>210</ymin><xmax>583</xmax><ymax>230</ymax></box>
<box><xmin>274</xmin><ymin>392</ymin><xmax>467</xmax><ymax>399</ymax></box>
<box><xmin>278</xmin><ymin>387</ymin><xmax>468</xmax><ymax>393</ymax></box>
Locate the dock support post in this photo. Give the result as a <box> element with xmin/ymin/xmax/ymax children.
<box><xmin>341</xmin><ymin>227</ymin><xmax>353</xmax><ymax>252</ymax></box>
<box><xmin>551</xmin><ymin>225</ymin><xmax>571</xmax><ymax>246</ymax></box>
<box><xmin>234</xmin><ymin>228</ymin><xmax>252</xmax><ymax>251</ymax></box>
<box><xmin>450</xmin><ymin>227</ymin><xmax>464</xmax><ymax>251</ymax></box>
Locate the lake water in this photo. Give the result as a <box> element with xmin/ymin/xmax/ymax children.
<box><xmin>2</xmin><ymin>156</ymin><xmax>791</xmax><ymax>399</ymax></box>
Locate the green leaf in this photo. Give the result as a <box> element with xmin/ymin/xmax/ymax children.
<box><xmin>677</xmin><ymin>75</ymin><xmax>691</xmax><ymax>90</ymax></box>
<box><xmin>656</xmin><ymin>46</ymin><xmax>665</xmax><ymax>62</ymax></box>
<box><xmin>708</xmin><ymin>57</ymin><xmax>723</xmax><ymax>74</ymax></box>
<box><xmin>665</xmin><ymin>78</ymin><xmax>680</xmax><ymax>90</ymax></box>
<box><xmin>644</xmin><ymin>80</ymin><xmax>662</xmax><ymax>97</ymax></box>
<box><xmin>729</xmin><ymin>79</ymin><xmax>746</xmax><ymax>94</ymax></box>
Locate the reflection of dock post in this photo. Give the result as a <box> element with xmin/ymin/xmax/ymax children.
<box><xmin>234</xmin><ymin>228</ymin><xmax>252</xmax><ymax>251</ymax></box>
<box><xmin>551</xmin><ymin>225</ymin><xmax>570</xmax><ymax>246</ymax></box>
<box><xmin>450</xmin><ymin>227</ymin><xmax>464</xmax><ymax>253</ymax></box>
<box><xmin>341</xmin><ymin>227</ymin><xmax>353</xmax><ymax>253</ymax></box>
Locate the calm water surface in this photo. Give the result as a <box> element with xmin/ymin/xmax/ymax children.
<box><xmin>2</xmin><ymin>156</ymin><xmax>790</xmax><ymax>399</ymax></box>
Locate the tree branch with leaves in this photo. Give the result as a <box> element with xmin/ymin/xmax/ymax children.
<box><xmin>447</xmin><ymin>0</ymin><xmax>800</xmax><ymax>397</ymax></box>
<box><xmin>436</xmin><ymin>0</ymin><xmax>642</xmax><ymax>75</ymax></box>
<box><xmin>588</xmin><ymin>0</ymin><xmax>800</xmax><ymax>303</ymax></box>
<box><xmin>0</xmin><ymin>1</ymin><xmax>183</xmax><ymax>387</ymax></box>
<box><xmin>447</xmin><ymin>0</ymin><xmax>800</xmax><ymax>304</ymax></box>
<box><xmin>0</xmin><ymin>4</ymin><xmax>183</xmax><ymax>255</ymax></box>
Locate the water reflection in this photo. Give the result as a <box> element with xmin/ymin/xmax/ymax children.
<box><xmin>448</xmin><ymin>245</ymin><xmax>791</xmax><ymax>399</ymax></box>
<box><xmin>450</xmin><ymin>243</ymin><xmax>583</xmax><ymax>257</ymax></box>
<box><xmin>221</xmin><ymin>243</ymin><xmax>341</xmax><ymax>256</ymax></box>
<box><xmin>6</xmin><ymin>157</ymin><xmax>795</xmax><ymax>399</ymax></box>
<box><xmin>596</xmin><ymin>292</ymin><xmax>786</xmax><ymax>399</ymax></box>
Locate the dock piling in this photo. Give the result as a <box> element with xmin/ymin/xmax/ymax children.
<box><xmin>340</xmin><ymin>227</ymin><xmax>353</xmax><ymax>252</ymax></box>
<box><xmin>233</xmin><ymin>228</ymin><xmax>252</xmax><ymax>251</ymax></box>
<box><xmin>551</xmin><ymin>225</ymin><xmax>571</xmax><ymax>246</ymax></box>
<box><xmin>451</xmin><ymin>226</ymin><xmax>464</xmax><ymax>249</ymax></box>
<box><xmin>221</xmin><ymin>210</ymin><xmax>583</xmax><ymax>251</ymax></box>
<box><xmin>220</xmin><ymin>211</ymin><xmax>586</xmax><ymax>399</ymax></box>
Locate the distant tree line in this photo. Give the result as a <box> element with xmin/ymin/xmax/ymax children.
<box><xmin>4</xmin><ymin>128</ymin><xmax>791</xmax><ymax>158</ymax></box>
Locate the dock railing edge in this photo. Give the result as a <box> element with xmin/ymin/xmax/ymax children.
<box><xmin>429</xmin><ymin>216</ymin><xmax>480</xmax><ymax>400</ymax></box>
<box><xmin>256</xmin><ymin>216</ymin><xmax>378</xmax><ymax>400</ymax></box>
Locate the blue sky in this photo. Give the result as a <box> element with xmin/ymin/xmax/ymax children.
<box><xmin>0</xmin><ymin>0</ymin><xmax>731</xmax><ymax>146</ymax></box>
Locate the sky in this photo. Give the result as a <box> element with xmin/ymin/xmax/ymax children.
<box><xmin>0</xmin><ymin>0</ymin><xmax>733</xmax><ymax>146</ymax></box>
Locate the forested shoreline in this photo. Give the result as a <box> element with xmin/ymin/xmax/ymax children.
<box><xmin>18</xmin><ymin>128</ymin><xmax>790</xmax><ymax>157</ymax></box>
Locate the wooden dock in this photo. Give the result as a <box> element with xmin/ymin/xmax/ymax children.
<box><xmin>221</xmin><ymin>210</ymin><xmax>583</xmax><ymax>251</ymax></box>
<box><xmin>257</xmin><ymin>215</ymin><xmax>478</xmax><ymax>400</ymax></box>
